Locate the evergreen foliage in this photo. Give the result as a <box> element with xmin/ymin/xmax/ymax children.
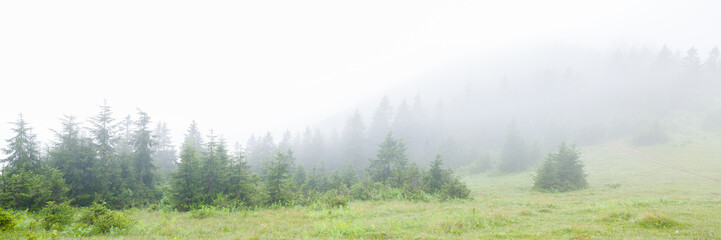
<box><xmin>170</xmin><ymin>142</ymin><xmax>203</xmax><ymax>211</ymax></box>
<box><xmin>130</xmin><ymin>110</ymin><xmax>159</xmax><ymax>204</ymax></box>
<box><xmin>341</xmin><ymin>110</ymin><xmax>366</xmax><ymax>177</ymax></box>
<box><xmin>41</xmin><ymin>201</ymin><xmax>74</xmax><ymax>230</ymax></box>
<box><xmin>424</xmin><ymin>155</ymin><xmax>450</xmax><ymax>194</ymax></box>
<box><xmin>2</xmin><ymin>114</ymin><xmax>40</xmax><ymax>176</ymax></box>
<box><xmin>533</xmin><ymin>143</ymin><xmax>588</xmax><ymax>192</ymax></box>
<box><xmin>0</xmin><ymin>209</ymin><xmax>16</xmax><ymax>231</ymax></box>
<box><xmin>79</xmin><ymin>203</ymin><xmax>133</xmax><ymax>234</ymax></box>
<box><xmin>2</xmin><ymin>167</ymin><xmax>68</xmax><ymax>211</ymax></box>
<box><xmin>0</xmin><ymin>103</ymin><xmax>476</xmax><ymax>213</ymax></box>
<box><xmin>499</xmin><ymin>122</ymin><xmax>533</xmax><ymax>172</ymax></box>
<box><xmin>263</xmin><ymin>150</ymin><xmax>295</xmax><ymax>205</ymax></box>
<box><xmin>367</xmin><ymin>132</ymin><xmax>407</xmax><ymax>187</ymax></box>
<box><xmin>439</xmin><ymin>176</ymin><xmax>471</xmax><ymax>200</ymax></box>
<box><xmin>152</xmin><ymin>122</ymin><xmax>177</xmax><ymax>181</ymax></box>
<box><xmin>49</xmin><ymin>115</ymin><xmax>99</xmax><ymax>206</ymax></box>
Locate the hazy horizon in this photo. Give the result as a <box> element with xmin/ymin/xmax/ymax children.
<box><xmin>2</xmin><ymin>0</ymin><xmax>720</xmax><ymax>155</ymax></box>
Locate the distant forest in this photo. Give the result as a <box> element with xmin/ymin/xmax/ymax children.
<box><xmin>1</xmin><ymin>45</ymin><xmax>719</xmax><ymax>210</ymax></box>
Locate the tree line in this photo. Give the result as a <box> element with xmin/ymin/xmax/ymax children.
<box><xmin>0</xmin><ymin>103</ymin><xmax>469</xmax><ymax>211</ymax></box>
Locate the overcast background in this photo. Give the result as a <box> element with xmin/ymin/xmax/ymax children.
<box><xmin>1</xmin><ymin>0</ymin><xmax>720</xmax><ymax>152</ymax></box>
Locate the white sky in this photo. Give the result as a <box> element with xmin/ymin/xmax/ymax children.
<box><xmin>1</xmin><ymin>0</ymin><xmax>719</xmax><ymax>149</ymax></box>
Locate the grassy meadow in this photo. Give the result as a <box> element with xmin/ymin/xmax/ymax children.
<box><xmin>2</xmin><ymin>131</ymin><xmax>720</xmax><ymax>239</ymax></box>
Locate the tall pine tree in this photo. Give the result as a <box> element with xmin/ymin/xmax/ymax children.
<box><xmin>131</xmin><ymin>110</ymin><xmax>158</xmax><ymax>204</ymax></box>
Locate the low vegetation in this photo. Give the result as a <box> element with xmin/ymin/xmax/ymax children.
<box><xmin>533</xmin><ymin>143</ymin><xmax>588</xmax><ymax>192</ymax></box>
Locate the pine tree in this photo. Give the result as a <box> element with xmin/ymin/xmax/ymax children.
<box><xmin>2</xmin><ymin>115</ymin><xmax>68</xmax><ymax>210</ymax></box>
<box><xmin>201</xmin><ymin>131</ymin><xmax>229</xmax><ymax>203</ymax></box>
<box><xmin>533</xmin><ymin>143</ymin><xmax>588</xmax><ymax>192</ymax></box>
<box><xmin>367</xmin><ymin>132</ymin><xmax>408</xmax><ymax>187</ymax></box>
<box><xmin>88</xmin><ymin>100</ymin><xmax>118</xmax><ymax>167</ymax></box>
<box><xmin>294</xmin><ymin>165</ymin><xmax>306</xmax><ymax>189</ymax></box>
<box><xmin>3</xmin><ymin>167</ymin><xmax>68</xmax><ymax>211</ymax></box>
<box><xmin>115</xmin><ymin>115</ymin><xmax>135</xmax><ymax>207</ymax></box>
<box><xmin>131</xmin><ymin>110</ymin><xmax>158</xmax><ymax>204</ymax></box>
<box><xmin>263</xmin><ymin>150</ymin><xmax>295</xmax><ymax>205</ymax></box>
<box><xmin>87</xmin><ymin>101</ymin><xmax>126</xmax><ymax>208</ymax></box>
<box><xmin>302</xmin><ymin>165</ymin><xmax>328</xmax><ymax>193</ymax></box>
<box><xmin>152</xmin><ymin>122</ymin><xmax>177</xmax><ymax>181</ymax></box>
<box><xmin>499</xmin><ymin>122</ymin><xmax>531</xmax><ymax>172</ymax></box>
<box><xmin>202</xmin><ymin>131</ymin><xmax>218</xmax><ymax>202</ymax></box>
<box><xmin>342</xmin><ymin>110</ymin><xmax>366</xmax><ymax>176</ymax></box>
<box><xmin>684</xmin><ymin>47</ymin><xmax>701</xmax><ymax>74</ymax></box>
<box><xmin>247</xmin><ymin>132</ymin><xmax>276</xmax><ymax>170</ymax></box>
<box><xmin>184</xmin><ymin>121</ymin><xmax>204</xmax><ymax>153</ymax></box>
<box><xmin>368</xmin><ymin>96</ymin><xmax>392</xmax><ymax>155</ymax></box>
<box><xmin>278</xmin><ymin>130</ymin><xmax>292</xmax><ymax>153</ymax></box>
<box><xmin>225</xmin><ymin>143</ymin><xmax>256</xmax><ymax>206</ymax></box>
<box><xmin>424</xmin><ymin>155</ymin><xmax>448</xmax><ymax>194</ymax></box>
<box><xmin>170</xmin><ymin>142</ymin><xmax>203</xmax><ymax>211</ymax></box>
<box><xmin>2</xmin><ymin>114</ymin><xmax>40</xmax><ymax>176</ymax></box>
<box><xmin>48</xmin><ymin>115</ymin><xmax>99</xmax><ymax>206</ymax></box>
<box><xmin>340</xmin><ymin>165</ymin><xmax>358</xmax><ymax>189</ymax></box>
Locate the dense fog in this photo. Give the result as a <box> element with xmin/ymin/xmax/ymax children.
<box><xmin>1</xmin><ymin>0</ymin><xmax>721</xmax><ymax>210</ymax></box>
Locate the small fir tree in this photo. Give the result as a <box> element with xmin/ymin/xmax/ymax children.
<box><xmin>533</xmin><ymin>143</ymin><xmax>588</xmax><ymax>192</ymax></box>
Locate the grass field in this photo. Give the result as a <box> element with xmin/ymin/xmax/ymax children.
<box><xmin>2</xmin><ymin>131</ymin><xmax>720</xmax><ymax>239</ymax></box>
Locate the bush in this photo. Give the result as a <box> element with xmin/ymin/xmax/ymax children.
<box><xmin>41</xmin><ymin>201</ymin><xmax>74</xmax><ymax>230</ymax></box>
<box><xmin>0</xmin><ymin>209</ymin><xmax>17</xmax><ymax>231</ymax></box>
<box><xmin>189</xmin><ymin>205</ymin><xmax>218</xmax><ymax>219</ymax></box>
<box><xmin>350</xmin><ymin>181</ymin><xmax>399</xmax><ymax>201</ymax></box>
<box><xmin>3</xmin><ymin>168</ymin><xmax>69</xmax><ymax>211</ymax></box>
<box><xmin>439</xmin><ymin>177</ymin><xmax>471</xmax><ymax>201</ymax></box>
<box><xmin>533</xmin><ymin>143</ymin><xmax>588</xmax><ymax>192</ymax></box>
<box><xmin>322</xmin><ymin>188</ymin><xmax>349</xmax><ymax>208</ymax></box>
<box><xmin>79</xmin><ymin>203</ymin><xmax>133</xmax><ymax>234</ymax></box>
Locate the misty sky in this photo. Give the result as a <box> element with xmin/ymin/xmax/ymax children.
<box><xmin>1</xmin><ymin>0</ymin><xmax>720</xmax><ymax>148</ymax></box>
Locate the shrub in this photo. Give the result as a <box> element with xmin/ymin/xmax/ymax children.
<box><xmin>41</xmin><ymin>201</ymin><xmax>74</xmax><ymax>230</ymax></box>
<box><xmin>350</xmin><ymin>181</ymin><xmax>381</xmax><ymax>201</ymax></box>
<box><xmin>79</xmin><ymin>203</ymin><xmax>133</xmax><ymax>234</ymax></box>
<box><xmin>533</xmin><ymin>143</ymin><xmax>588</xmax><ymax>192</ymax></box>
<box><xmin>189</xmin><ymin>205</ymin><xmax>217</xmax><ymax>219</ymax></box>
<box><xmin>439</xmin><ymin>177</ymin><xmax>471</xmax><ymax>200</ymax></box>
<box><xmin>350</xmin><ymin>181</ymin><xmax>400</xmax><ymax>201</ymax></box>
<box><xmin>0</xmin><ymin>209</ymin><xmax>17</xmax><ymax>231</ymax></box>
<box><xmin>322</xmin><ymin>189</ymin><xmax>349</xmax><ymax>208</ymax></box>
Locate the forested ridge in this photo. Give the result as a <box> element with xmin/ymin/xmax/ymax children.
<box><xmin>2</xmin><ymin>45</ymin><xmax>720</xmax><ymax>212</ymax></box>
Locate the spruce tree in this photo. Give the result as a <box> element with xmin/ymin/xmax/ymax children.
<box><xmin>533</xmin><ymin>143</ymin><xmax>588</xmax><ymax>192</ymax></box>
<box><xmin>367</xmin><ymin>132</ymin><xmax>408</xmax><ymax>187</ymax></box>
<box><xmin>184</xmin><ymin>121</ymin><xmax>204</xmax><ymax>153</ymax></box>
<box><xmin>263</xmin><ymin>150</ymin><xmax>295</xmax><ymax>205</ymax></box>
<box><xmin>49</xmin><ymin>115</ymin><xmax>99</xmax><ymax>206</ymax></box>
<box><xmin>499</xmin><ymin>122</ymin><xmax>531</xmax><ymax>172</ymax></box>
<box><xmin>87</xmin><ymin>101</ymin><xmax>125</xmax><ymax>208</ymax></box>
<box><xmin>225</xmin><ymin>143</ymin><xmax>256</xmax><ymax>206</ymax></box>
<box><xmin>424</xmin><ymin>155</ymin><xmax>448</xmax><ymax>194</ymax></box>
<box><xmin>342</xmin><ymin>110</ymin><xmax>366</xmax><ymax>177</ymax></box>
<box><xmin>2</xmin><ymin>115</ymin><xmax>68</xmax><ymax>210</ymax></box>
<box><xmin>170</xmin><ymin>142</ymin><xmax>203</xmax><ymax>211</ymax></box>
<box><xmin>131</xmin><ymin>110</ymin><xmax>158</xmax><ymax>204</ymax></box>
<box><xmin>368</xmin><ymin>96</ymin><xmax>392</xmax><ymax>155</ymax></box>
<box><xmin>2</xmin><ymin>114</ymin><xmax>40</xmax><ymax>176</ymax></box>
<box><xmin>152</xmin><ymin>122</ymin><xmax>177</xmax><ymax>181</ymax></box>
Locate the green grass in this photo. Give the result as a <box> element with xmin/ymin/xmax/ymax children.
<box><xmin>2</xmin><ymin>130</ymin><xmax>721</xmax><ymax>239</ymax></box>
